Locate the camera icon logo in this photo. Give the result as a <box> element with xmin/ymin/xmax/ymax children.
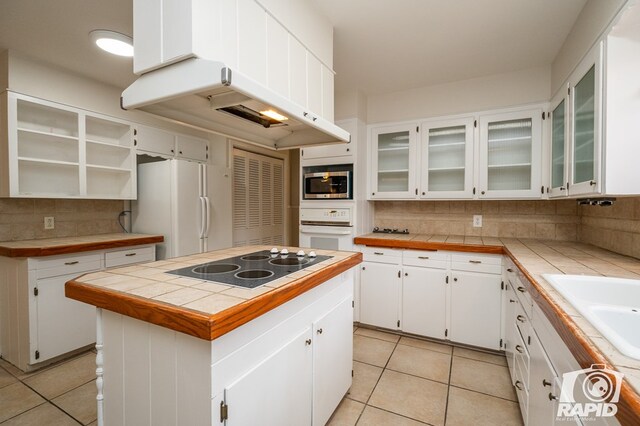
<box><xmin>557</xmin><ymin>364</ymin><xmax>623</xmax><ymax>419</ymax></box>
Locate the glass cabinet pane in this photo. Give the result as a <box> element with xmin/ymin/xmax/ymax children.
<box><xmin>486</xmin><ymin>118</ymin><xmax>532</xmax><ymax>191</ymax></box>
<box><xmin>427</xmin><ymin>125</ymin><xmax>466</xmax><ymax>191</ymax></box>
<box><xmin>573</xmin><ymin>65</ymin><xmax>595</xmax><ymax>184</ymax></box>
<box><xmin>377</xmin><ymin>130</ymin><xmax>410</xmax><ymax>192</ymax></box>
<box><xmin>551</xmin><ymin>100</ymin><xmax>566</xmax><ymax>188</ymax></box>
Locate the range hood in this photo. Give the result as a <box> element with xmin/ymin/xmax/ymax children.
<box><xmin>121</xmin><ymin>58</ymin><xmax>350</xmax><ymax>150</ymax></box>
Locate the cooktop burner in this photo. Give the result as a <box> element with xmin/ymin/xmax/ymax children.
<box><xmin>167</xmin><ymin>250</ymin><xmax>332</xmax><ymax>289</ymax></box>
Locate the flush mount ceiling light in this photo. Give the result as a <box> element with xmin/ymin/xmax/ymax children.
<box><xmin>259</xmin><ymin>110</ymin><xmax>288</xmax><ymax>122</ymax></box>
<box><xmin>89</xmin><ymin>30</ymin><xmax>133</xmax><ymax>57</ymax></box>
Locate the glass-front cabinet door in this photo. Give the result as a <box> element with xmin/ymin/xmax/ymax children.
<box><xmin>370</xmin><ymin>124</ymin><xmax>418</xmax><ymax>199</ymax></box>
<box><xmin>419</xmin><ymin>117</ymin><xmax>474</xmax><ymax>199</ymax></box>
<box><xmin>548</xmin><ymin>90</ymin><xmax>569</xmax><ymax>198</ymax></box>
<box><xmin>478</xmin><ymin>109</ymin><xmax>542</xmax><ymax>199</ymax></box>
<box><xmin>569</xmin><ymin>42</ymin><xmax>602</xmax><ymax>196</ymax></box>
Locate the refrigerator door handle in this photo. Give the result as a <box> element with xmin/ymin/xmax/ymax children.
<box><xmin>199</xmin><ymin>196</ymin><xmax>207</xmax><ymax>239</ymax></box>
<box><xmin>203</xmin><ymin>196</ymin><xmax>211</xmax><ymax>236</ymax></box>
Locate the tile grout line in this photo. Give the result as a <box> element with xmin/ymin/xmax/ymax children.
<box><xmin>443</xmin><ymin>349</ymin><xmax>455</xmax><ymax>426</ymax></box>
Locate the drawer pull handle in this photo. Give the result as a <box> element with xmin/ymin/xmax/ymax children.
<box><xmin>418</xmin><ymin>256</ymin><xmax>430</xmax><ymax>260</ymax></box>
<box><xmin>549</xmin><ymin>392</ymin><xmax>558</xmax><ymax>401</ymax></box>
<box><xmin>469</xmin><ymin>260</ymin><xmax>482</xmax><ymax>264</ymax></box>
<box><xmin>517</xmin><ymin>315</ymin><xmax>526</xmax><ymax>323</ymax></box>
<box><xmin>373</xmin><ymin>252</ymin><xmax>384</xmax><ymax>255</ymax></box>
<box><xmin>515</xmin><ymin>380</ymin><xmax>523</xmax><ymax>391</ymax></box>
<box><xmin>125</xmin><ymin>253</ymin><xmax>137</xmax><ymax>257</ymax></box>
<box><xmin>517</xmin><ymin>286</ymin><xmax>526</xmax><ymax>293</ymax></box>
<box><xmin>64</xmin><ymin>261</ymin><xmax>79</xmax><ymax>265</ymax></box>
<box><xmin>515</xmin><ymin>345</ymin><xmax>524</xmax><ymax>353</ymax></box>
<box><xmin>507</xmin><ymin>268</ymin><xmax>514</xmax><ymax>273</ymax></box>
<box><xmin>542</xmin><ymin>379</ymin><xmax>552</xmax><ymax>387</ymax></box>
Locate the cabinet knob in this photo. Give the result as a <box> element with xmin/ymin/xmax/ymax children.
<box><xmin>372</xmin><ymin>192</ymin><xmax>375</xmax><ymax>196</ymax></box>
<box><xmin>542</xmin><ymin>379</ymin><xmax>552</xmax><ymax>387</ymax></box>
<box><xmin>346</xmin><ymin>148</ymin><xmax>350</xmax><ymax>152</ymax></box>
<box><xmin>549</xmin><ymin>392</ymin><xmax>558</xmax><ymax>401</ymax></box>
<box><xmin>509</xmin><ymin>299</ymin><xmax>517</xmax><ymax>303</ymax></box>
<box><xmin>362</xmin><ymin>266</ymin><xmax>366</xmax><ymax>270</ymax></box>
<box><xmin>481</xmin><ymin>191</ymin><xmax>485</xmax><ymax>195</ymax></box>
<box><xmin>305</xmin><ymin>339</ymin><xmax>312</xmax><ymax>346</ymax></box>
<box><xmin>515</xmin><ymin>380</ymin><xmax>523</xmax><ymax>391</ymax></box>
<box><xmin>316</xmin><ymin>328</ymin><xmax>323</xmax><ymax>334</ymax></box>
<box><xmin>422</xmin><ymin>191</ymin><xmax>426</xmax><ymax>195</ymax></box>
<box><xmin>517</xmin><ymin>286</ymin><xmax>526</xmax><ymax>293</ymax></box>
<box><xmin>590</xmin><ymin>180</ymin><xmax>596</xmax><ymax>186</ymax></box>
<box><xmin>404</xmin><ymin>272</ymin><xmax>408</xmax><ymax>276</ymax></box>
<box><xmin>506</xmin><ymin>268</ymin><xmax>514</xmax><ymax>273</ymax></box>
<box><xmin>179</xmin><ymin>151</ymin><xmax>183</xmax><ymax>155</ymax></box>
<box><xmin>453</xmin><ymin>277</ymin><xmax>458</xmax><ymax>282</ymax></box>
<box><xmin>517</xmin><ymin>315</ymin><xmax>526</xmax><ymax>323</ymax></box>
<box><xmin>515</xmin><ymin>344</ymin><xmax>524</xmax><ymax>353</ymax></box>
<box><xmin>560</xmin><ymin>187</ymin><xmax>565</xmax><ymax>191</ymax></box>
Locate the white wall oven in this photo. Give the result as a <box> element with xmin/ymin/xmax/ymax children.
<box><xmin>299</xmin><ymin>208</ymin><xmax>354</xmax><ymax>251</ymax></box>
<box><xmin>302</xmin><ymin>164</ymin><xmax>353</xmax><ymax>200</ymax></box>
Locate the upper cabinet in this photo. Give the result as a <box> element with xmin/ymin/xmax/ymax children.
<box><xmin>370</xmin><ymin>123</ymin><xmax>418</xmax><ymax>199</ymax></box>
<box><xmin>419</xmin><ymin>117</ymin><xmax>474</xmax><ymax>199</ymax></box>
<box><xmin>478</xmin><ymin>109</ymin><xmax>543</xmax><ymax>199</ymax></box>
<box><xmin>135</xmin><ymin>126</ymin><xmax>209</xmax><ymax>163</ymax></box>
<box><xmin>1</xmin><ymin>92</ymin><xmax>136</xmax><ymax>199</ymax></box>
<box><xmin>548</xmin><ymin>89</ymin><xmax>569</xmax><ymax>198</ymax></box>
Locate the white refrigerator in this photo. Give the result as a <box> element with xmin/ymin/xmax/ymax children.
<box><xmin>132</xmin><ymin>158</ymin><xmax>232</xmax><ymax>260</ymax></box>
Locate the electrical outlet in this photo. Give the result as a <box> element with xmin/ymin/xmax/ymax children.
<box><xmin>473</xmin><ymin>215</ymin><xmax>482</xmax><ymax>228</ymax></box>
<box><xmin>44</xmin><ymin>216</ymin><xmax>55</xmax><ymax>230</ymax></box>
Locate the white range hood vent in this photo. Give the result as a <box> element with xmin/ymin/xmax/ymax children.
<box><xmin>121</xmin><ymin>58</ymin><xmax>350</xmax><ymax>150</ymax></box>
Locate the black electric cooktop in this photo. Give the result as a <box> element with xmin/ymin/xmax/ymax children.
<box><xmin>167</xmin><ymin>250</ymin><xmax>332</xmax><ymax>289</ymax></box>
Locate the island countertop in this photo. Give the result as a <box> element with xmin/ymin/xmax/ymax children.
<box><xmin>65</xmin><ymin>245</ymin><xmax>362</xmax><ymax>341</ymax></box>
<box><xmin>355</xmin><ymin>233</ymin><xmax>640</xmax><ymax>425</ymax></box>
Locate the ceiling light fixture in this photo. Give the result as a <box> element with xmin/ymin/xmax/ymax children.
<box><xmin>89</xmin><ymin>30</ymin><xmax>134</xmax><ymax>57</ymax></box>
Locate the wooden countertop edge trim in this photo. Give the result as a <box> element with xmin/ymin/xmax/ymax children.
<box><xmin>65</xmin><ymin>252</ymin><xmax>363</xmax><ymax>342</ymax></box>
<box><xmin>355</xmin><ymin>237</ymin><xmax>640</xmax><ymax>424</ymax></box>
<box><xmin>0</xmin><ymin>235</ymin><xmax>165</xmax><ymax>257</ymax></box>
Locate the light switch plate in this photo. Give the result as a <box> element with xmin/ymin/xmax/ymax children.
<box><xmin>44</xmin><ymin>216</ymin><xmax>55</xmax><ymax>230</ymax></box>
<box><xmin>473</xmin><ymin>215</ymin><xmax>482</xmax><ymax>228</ymax></box>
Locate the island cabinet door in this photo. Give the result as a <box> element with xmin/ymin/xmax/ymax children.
<box><xmin>223</xmin><ymin>327</ymin><xmax>313</xmax><ymax>426</ymax></box>
<box><xmin>359</xmin><ymin>262</ymin><xmax>402</xmax><ymax>330</ymax></box>
<box><xmin>312</xmin><ymin>297</ymin><xmax>353</xmax><ymax>426</ymax></box>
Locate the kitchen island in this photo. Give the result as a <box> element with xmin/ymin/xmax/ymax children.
<box><xmin>65</xmin><ymin>245</ymin><xmax>361</xmax><ymax>426</ymax></box>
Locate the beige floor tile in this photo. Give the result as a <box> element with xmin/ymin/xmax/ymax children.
<box><xmin>326</xmin><ymin>397</ymin><xmax>365</xmax><ymax>426</ymax></box>
<box><xmin>0</xmin><ymin>382</ymin><xmax>46</xmax><ymax>422</ymax></box>
<box><xmin>52</xmin><ymin>381</ymin><xmax>97</xmax><ymax>425</ymax></box>
<box><xmin>0</xmin><ymin>366</ymin><xmax>18</xmax><ymax>389</ymax></box>
<box><xmin>1</xmin><ymin>403</ymin><xmax>79</xmax><ymax>426</ymax></box>
<box><xmin>356</xmin><ymin>406</ymin><xmax>426</xmax><ymax>426</ymax></box>
<box><xmin>387</xmin><ymin>344</ymin><xmax>451</xmax><ymax>384</ymax></box>
<box><xmin>348</xmin><ymin>361</ymin><xmax>383</xmax><ymax>403</ymax></box>
<box><xmin>450</xmin><ymin>357</ymin><xmax>517</xmax><ymax>401</ymax></box>
<box><xmin>354</xmin><ymin>328</ymin><xmax>400</xmax><ymax>343</ymax></box>
<box><xmin>398</xmin><ymin>336</ymin><xmax>452</xmax><ymax>354</ymax></box>
<box><xmin>446</xmin><ymin>386</ymin><xmax>523</xmax><ymax>426</ymax></box>
<box><xmin>368</xmin><ymin>370</ymin><xmax>447</xmax><ymax>425</ymax></box>
<box><xmin>353</xmin><ymin>335</ymin><xmax>396</xmax><ymax>368</ymax></box>
<box><xmin>453</xmin><ymin>346</ymin><xmax>507</xmax><ymax>367</ymax></box>
<box><xmin>23</xmin><ymin>353</ymin><xmax>96</xmax><ymax>400</ymax></box>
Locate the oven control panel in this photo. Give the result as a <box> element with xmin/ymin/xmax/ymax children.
<box><xmin>300</xmin><ymin>208</ymin><xmax>352</xmax><ymax>225</ymax></box>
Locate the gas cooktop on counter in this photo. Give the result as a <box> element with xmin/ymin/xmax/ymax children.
<box><xmin>167</xmin><ymin>249</ymin><xmax>332</xmax><ymax>289</ymax></box>
<box><xmin>372</xmin><ymin>227</ymin><xmax>410</xmax><ymax>234</ymax></box>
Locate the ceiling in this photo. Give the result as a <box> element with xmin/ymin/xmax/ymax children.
<box><xmin>0</xmin><ymin>0</ymin><xmax>586</xmax><ymax>97</ymax></box>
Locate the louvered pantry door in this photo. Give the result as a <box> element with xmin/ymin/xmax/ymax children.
<box><xmin>232</xmin><ymin>148</ymin><xmax>284</xmax><ymax>247</ymax></box>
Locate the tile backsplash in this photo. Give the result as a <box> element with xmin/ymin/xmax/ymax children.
<box><xmin>0</xmin><ymin>199</ymin><xmax>125</xmax><ymax>242</ymax></box>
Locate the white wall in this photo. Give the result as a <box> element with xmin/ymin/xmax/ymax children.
<box><xmin>550</xmin><ymin>0</ymin><xmax>626</xmax><ymax>95</ymax></box>
<box><xmin>365</xmin><ymin>65</ymin><xmax>551</xmax><ymax>124</ymax></box>
<box><xmin>335</xmin><ymin>89</ymin><xmax>368</xmax><ymax>122</ymax></box>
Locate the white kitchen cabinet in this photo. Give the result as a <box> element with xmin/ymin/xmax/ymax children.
<box><xmin>369</xmin><ymin>123</ymin><xmax>419</xmax><ymax>199</ymax></box>
<box><xmin>300</xmin><ymin>118</ymin><xmax>355</xmax><ymax>161</ymax></box>
<box><xmin>419</xmin><ymin>117</ymin><xmax>475</xmax><ymax>199</ymax></box>
<box><xmin>0</xmin><ymin>244</ymin><xmax>155</xmax><ymax>371</ymax></box>
<box><xmin>478</xmin><ymin>108</ymin><xmax>543</xmax><ymax>199</ymax></box>
<box><xmin>176</xmin><ymin>135</ymin><xmax>208</xmax><ymax>162</ymax></box>
<box><xmin>359</xmin><ymin>262</ymin><xmax>401</xmax><ymax>330</ymax></box>
<box><xmin>528</xmin><ymin>331</ymin><xmax>559</xmax><ymax>426</ymax></box>
<box><xmin>224</xmin><ymin>327</ymin><xmax>313</xmax><ymax>426</ymax></box>
<box><xmin>135</xmin><ymin>126</ymin><xmax>175</xmax><ymax>157</ymax></box>
<box><xmin>2</xmin><ymin>92</ymin><xmax>136</xmax><ymax>199</ymax></box>
<box><xmin>449</xmin><ymin>270</ymin><xmax>503</xmax><ymax>350</ymax></box>
<box><xmin>402</xmin><ymin>265</ymin><xmax>447</xmax><ymax>339</ymax></box>
<box><xmin>548</xmin><ymin>88</ymin><xmax>570</xmax><ymax>198</ymax></box>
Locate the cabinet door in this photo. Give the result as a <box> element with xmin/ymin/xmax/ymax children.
<box><xmin>312</xmin><ymin>297</ymin><xmax>353</xmax><ymax>426</ymax></box>
<box><xmin>450</xmin><ymin>271</ymin><xmax>502</xmax><ymax>349</ymax></box>
<box><xmin>370</xmin><ymin>124</ymin><xmax>418</xmax><ymax>199</ymax></box>
<box><xmin>176</xmin><ymin>135</ymin><xmax>208</xmax><ymax>162</ymax></box>
<box><xmin>420</xmin><ymin>117</ymin><xmax>475</xmax><ymax>199</ymax></box>
<box><xmin>34</xmin><ymin>273</ymin><xmax>97</xmax><ymax>363</ymax></box>
<box><xmin>569</xmin><ymin>42</ymin><xmax>603</xmax><ymax>196</ymax></box>
<box><xmin>300</xmin><ymin>119</ymin><xmax>354</xmax><ymax>160</ymax></box>
<box><xmin>478</xmin><ymin>109</ymin><xmax>543</xmax><ymax>199</ymax></box>
<box><xmin>549</xmin><ymin>90</ymin><xmax>569</xmax><ymax>198</ymax></box>
<box><xmin>504</xmin><ymin>283</ymin><xmax>519</xmax><ymax>377</ymax></box>
<box><xmin>528</xmin><ymin>332</ymin><xmax>559</xmax><ymax>426</ymax></box>
<box><xmin>402</xmin><ymin>266</ymin><xmax>447</xmax><ymax>339</ymax></box>
<box><xmin>135</xmin><ymin>126</ymin><xmax>175</xmax><ymax>156</ymax></box>
<box><xmin>360</xmin><ymin>262</ymin><xmax>401</xmax><ymax>330</ymax></box>
<box><xmin>224</xmin><ymin>327</ymin><xmax>313</xmax><ymax>426</ymax></box>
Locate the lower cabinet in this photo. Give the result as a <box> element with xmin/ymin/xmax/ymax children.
<box><xmin>402</xmin><ymin>265</ymin><xmax>447</xmax><ymax>339</ymax></box>
<box><xmin>528</xmin><ymin>331</ymin><xmax>560</xmax><ymax>426</ymax></box>
<box><xmin>360</xmin><ymin>261</ymin><xmax>401</xmax><ymax>330</ymax></box>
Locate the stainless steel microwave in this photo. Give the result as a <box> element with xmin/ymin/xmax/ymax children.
<box><xmin>303</xmin><ymin>165</ymin><xmax>353</xmax><ymax>199</ymax></box>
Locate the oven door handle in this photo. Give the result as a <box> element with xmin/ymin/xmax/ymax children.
<box><xmin>299</xmin><ymin>227</ymin><xmax>353</xmax><ymax>236</ymax></box>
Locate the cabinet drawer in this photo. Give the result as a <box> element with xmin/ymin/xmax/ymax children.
<box><xmin>402</xmin><ymin>250</ymin><xmax>449</xmax><ymax>269</ymax></box>
<box><xmin>514</xmin><ymin>356</ymin><xmax>529</xmax><ymax>424</ymax></box>
<box><xmin>515</xmin><ymin>300</ymin><xmax>532</xmax><ymax>350</ymax></box>
<box><xmin>361</xmin><ymin>247</ymin><xmax>402</xmax><ymax>264</ymax></box>
<box><xmin>30</xmin><ymin>253</ymin><xmax>102</xmax><ymax>279</ymax></box>
<box><xmin>105</xmin><ymin>245</ymin><xmax>155</xmax><ymax>268</ymax></box>
<box><xmin>450</xmin><ymin>260</ymin><xmax>501</xmax><ymax>274</ymax></box>
<box><xmin>513</xmin><ymin>277</ymin><xmax>533</xmax><ymax>318</ymax></box>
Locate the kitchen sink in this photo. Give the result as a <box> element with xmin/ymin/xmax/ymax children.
<box><xmin>542</xmin><ymin>274</ymin><xmax>640</xmax><ymax>360</ymax></box>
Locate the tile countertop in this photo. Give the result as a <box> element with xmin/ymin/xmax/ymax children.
<box><xmin>354</xmin><ymin>233</ymin><xmax>640</xmax><ymax>424</ymax></box>
<box><xmin>0</xmin><ymin>233</ymin><xmax>165</xmax><ymax>257</ymax></box>
<box><xmin>65</xmin><ymin>245</ymin><xmax>362</xmax><ymax>341</ymax></box>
